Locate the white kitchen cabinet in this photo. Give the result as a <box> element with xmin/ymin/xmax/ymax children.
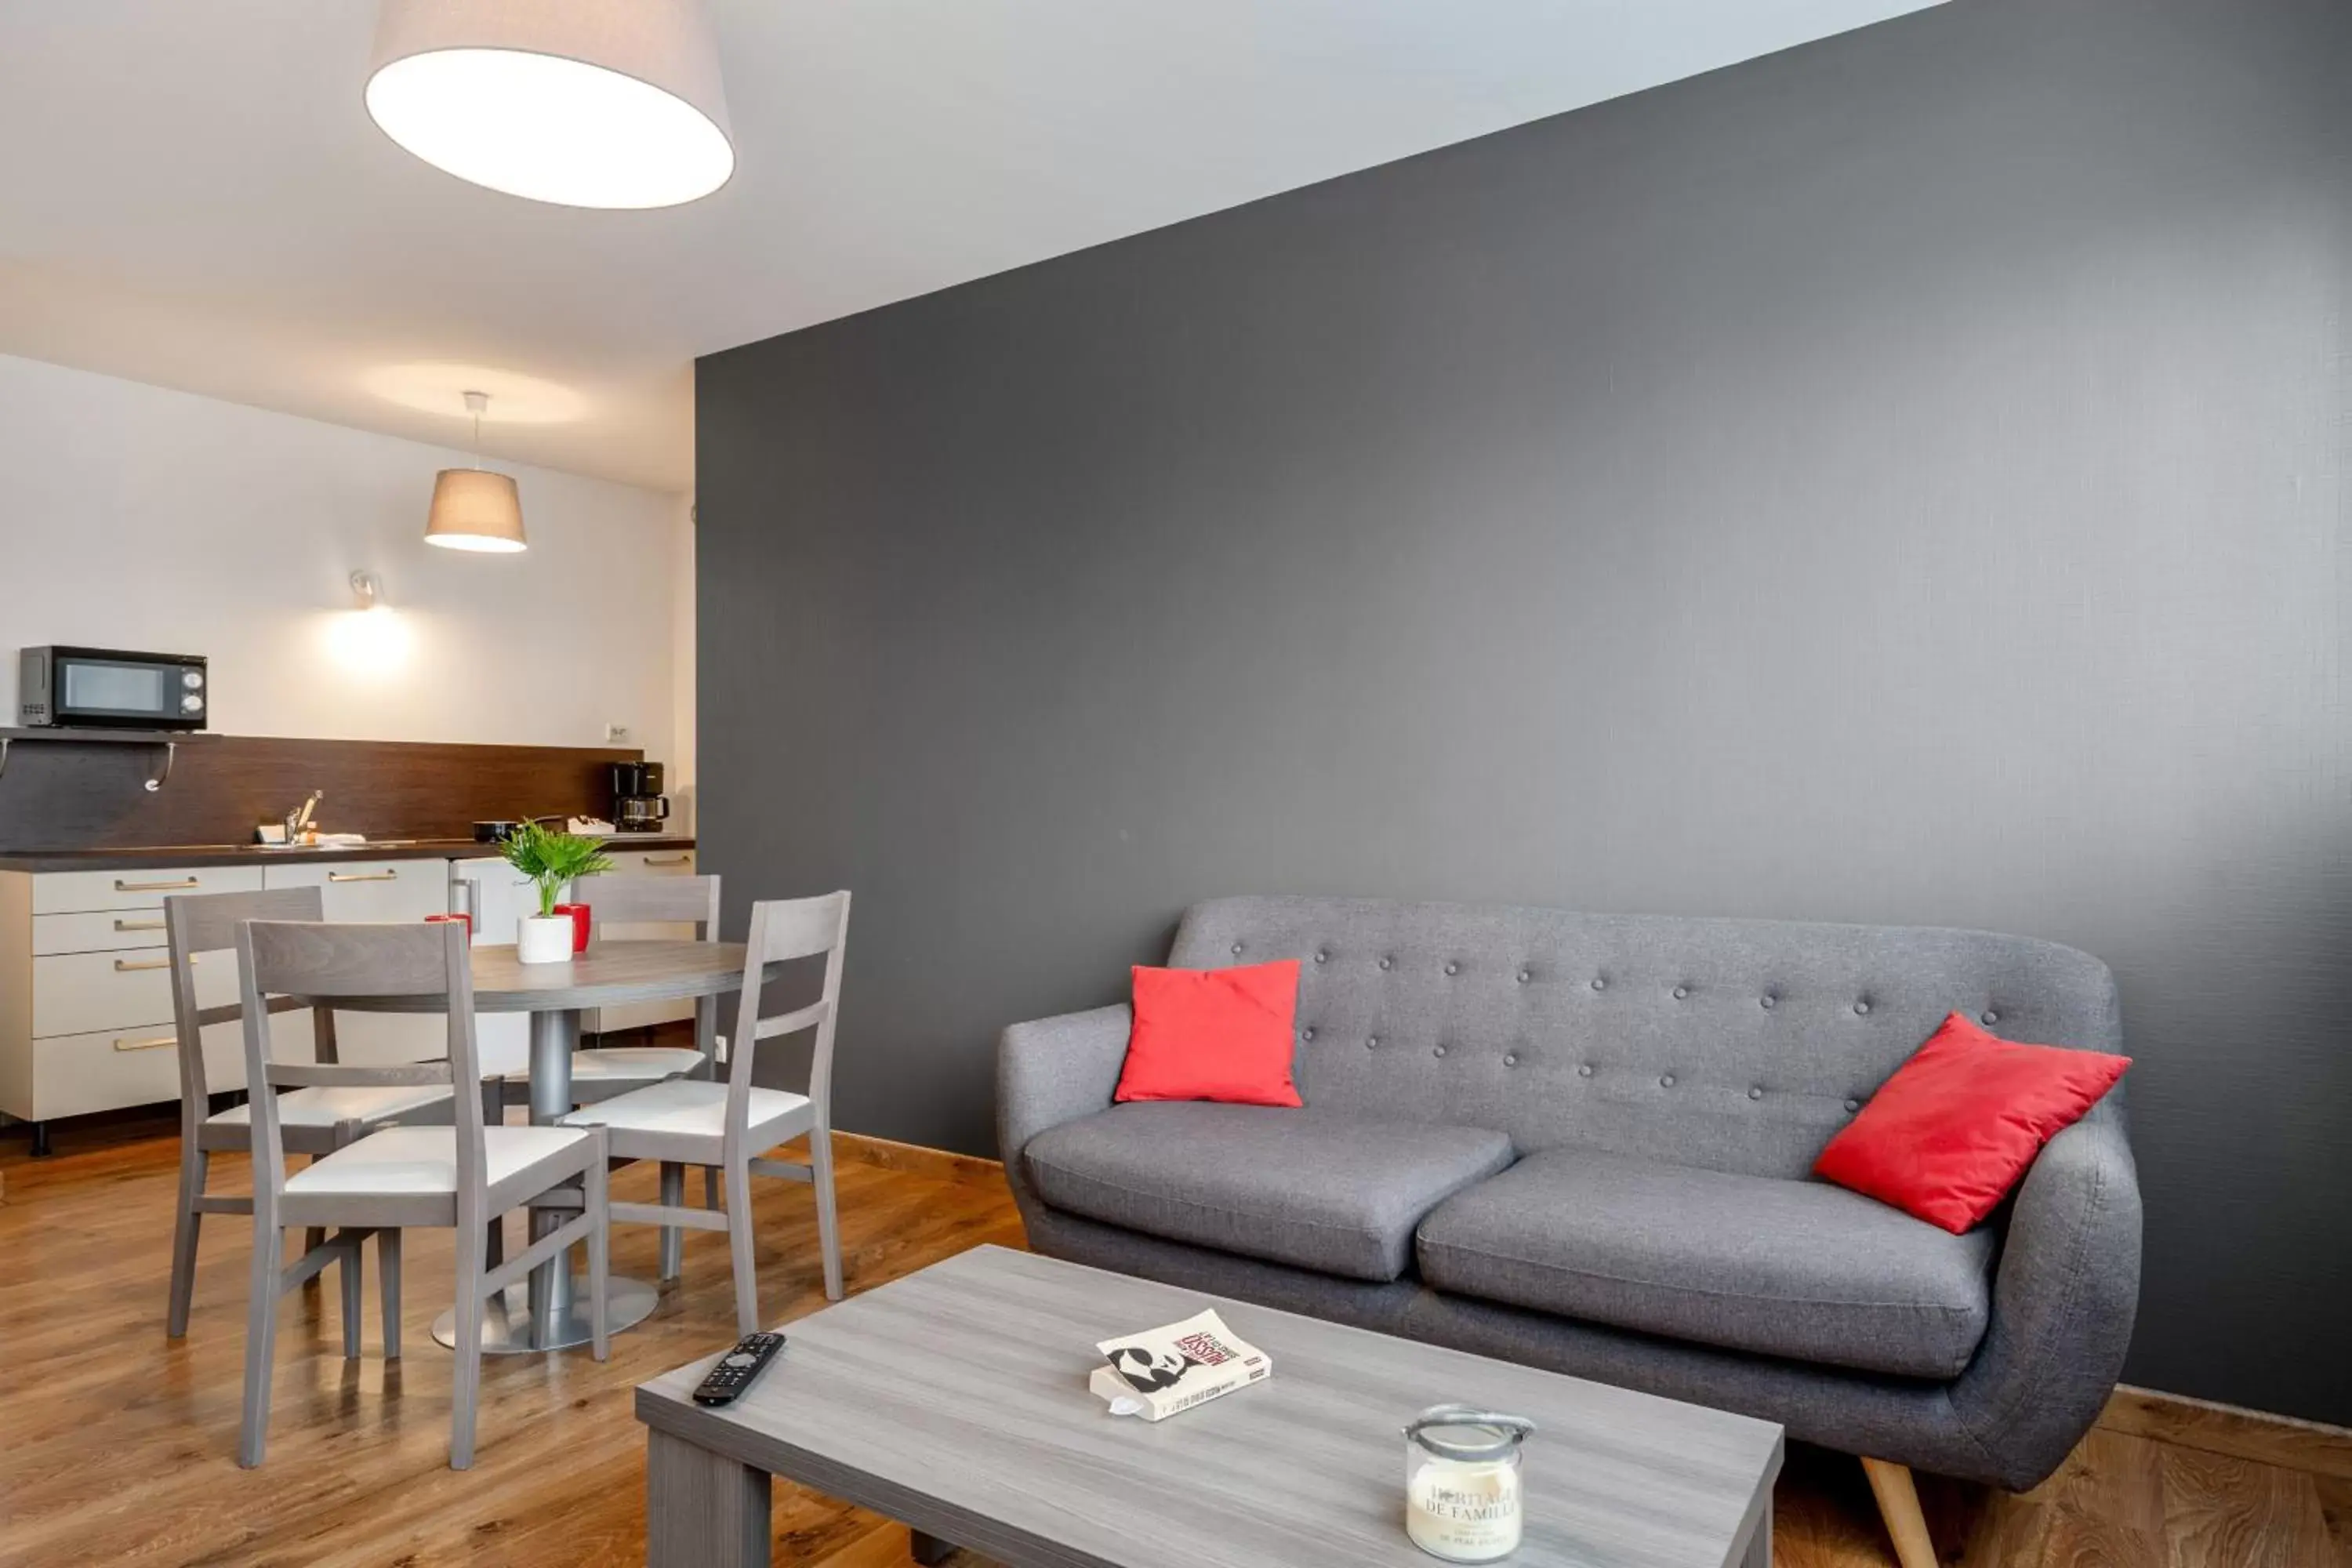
<box><xmin>260</xmin><ymin>859</ymin><xmax>451</xmax><ymax>1067</ymax></box>
<box><xmin>1</xmin><ymin>862</ymin><xmax>275</xmax><ymax>1127</ymax></box>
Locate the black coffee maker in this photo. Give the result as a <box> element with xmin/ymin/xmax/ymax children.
<box><xmin>609</xmin><ymin>761</ymin><xmax>670</xmax><ymax>833</ymax></box>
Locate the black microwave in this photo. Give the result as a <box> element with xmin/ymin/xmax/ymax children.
<box><xmin>18</xmin><ymin>647</ymin><xmax>209</xmax><ymax>731</ymax></box>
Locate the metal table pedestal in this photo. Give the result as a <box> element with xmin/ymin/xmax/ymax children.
<box><xmin>432</xmin><ymin>1005</ymin><xmax>662</xmax><ymax>1353</ymax></box>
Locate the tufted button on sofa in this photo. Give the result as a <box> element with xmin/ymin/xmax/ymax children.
<box><xmin>999</xmin><ymin>894</ymin><xmax>2141</xmax><ymax>1530</ymax></box>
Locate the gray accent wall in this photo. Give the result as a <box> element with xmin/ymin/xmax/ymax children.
<box><xmin>699</xmin><ymin>0</ymin><xmax>2352</xmax><ymax>1424</ymax></box>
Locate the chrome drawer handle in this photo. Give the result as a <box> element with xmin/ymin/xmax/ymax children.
<box><xmin>644</xmin><ymin>855</ymin><xmax>691</xmax><ymax>867</ymax></box>
<box><xmin>113</xmin><ymin>955</ymin><xmax>183</xmax><ymax>972</ymax></box>
<box><xmin>115</xmin><ymin>877</ymin><xmax>199</xmax><ymax>892</ymax></box>
<box><xmin>113</xmin><ymin>918</ymin><xmax>166</xmax><ymax>933</ymax></box>
<box><xmin>328</xmin><ymin>870</ymin><xmax>398</xmax><ymax>883</ymax></box>
<box><xmin>113</xmin><ymin>1034</ymin><xmax>176</xmax><ymax>1053</ymax></box>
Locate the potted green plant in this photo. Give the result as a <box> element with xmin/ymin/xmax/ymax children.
<box><xmin>500</xmin><ymin>820</ymin><xmax>614</xmax><ymax>964</ymax></box>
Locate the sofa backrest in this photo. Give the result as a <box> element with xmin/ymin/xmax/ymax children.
<box><xmin>1167</xmin><ymin>895</ymin><xmax>2122</xmax><ymax>1180</ymax></box>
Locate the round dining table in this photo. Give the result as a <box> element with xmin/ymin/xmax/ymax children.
<box><xmin>300</xmin><ymin>938</ymin><xmax>783</xmax><ymax>1355</ymax></box>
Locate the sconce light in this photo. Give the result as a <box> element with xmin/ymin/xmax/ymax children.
<box><xmin>329</xmin><ymin>569</ymin><xmax>411</xmax><ymax>673</ymax></box>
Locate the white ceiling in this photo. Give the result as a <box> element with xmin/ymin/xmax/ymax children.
<box><xmin>0</xmin><ymin>1</ymin><xmax>1942</xmax><ymax>494</ymax></box>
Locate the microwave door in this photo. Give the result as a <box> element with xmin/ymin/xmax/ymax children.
<box><xmin>61</xmin><ymin>659</ymin><xmax>172</xmax><ymax>723</ymax></box>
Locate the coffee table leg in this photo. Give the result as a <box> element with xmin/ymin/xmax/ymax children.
<box><xmin>910</xmin><ymin>1530</ymin><xmax>956</xmax><ymax>1565</ymax></box>
<box><xmin>648</xmin><ymin>1428</ymin><xmax>771</xmax><ymax>1568</ymax></box>
<box><xmin>1739</xmin><ymin>1498</ymin><xmax>1773</xmax><ymax>1568</ymax></box>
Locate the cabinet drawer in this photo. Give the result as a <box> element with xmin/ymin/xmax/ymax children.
<box><xmin>607</xmin><ymin>848</ymin><xmax>695</xmax><ymax>874</ymax></box>
<box><xmin>261</xmin><ymin>859</ymin><xmax>450</xmax><ymax>922</ymax></box>
<box><xmin>26</xmin><ymin>1018</ymin><xmax>254</xmax><ymax>1121</ymax></box>
<box><xmin>31</xmin><ymin>945</ymin><xmax>237</xmax><ymax>1039</ymax></box>
<box><xmin>33</xmin><ymin>865</ymin><xmax>263</xmax><ymax>915</ymax></box>
<box><xmin>33</xmin><ymin>909</ymin><xmax>176</xmax><ymax>956</ymax></box>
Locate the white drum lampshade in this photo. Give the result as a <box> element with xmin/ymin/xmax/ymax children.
<box><xmin>365</xmin><ymin>0</ymin><xmax>735</xmax><ymax>209</ymax></box>
<box><xmin>424</xmin><ymin>469</ymin><xmax>528</xmax><ymax>553</ymax></box>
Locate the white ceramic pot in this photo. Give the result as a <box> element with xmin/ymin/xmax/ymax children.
<box><xmin>517</xmin><ymin>913</ymin><xmax>575</xmax><ymax>965</ymax></box>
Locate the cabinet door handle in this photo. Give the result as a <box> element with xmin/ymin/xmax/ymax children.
<box><xmin>114</xmin><ymin>955</ymin><xmax>182</xmax><ymax>972</ymax></box>
<box><xmin>644</xmin><ymin>855</ymin><xmax>691</xmax><ymax>867</ymax></box>
<box><xmin>113</xmin><ymin>917</ymin><xmax>166</xmax><ymax>933</ymax></box>
<box><xmin>115</xmin><ymin>877</ymin><xmax>199</xmax><ymax>892</ymax></box>
<box><xmin>328</xmin><ymin>869</ymin><xmax>398</xmax><ymax>883</ymax></box>
<box><xmin>113</xmin><ymin>1034</ymin><xmax>176</xmax><ymax>1053</ymax></box>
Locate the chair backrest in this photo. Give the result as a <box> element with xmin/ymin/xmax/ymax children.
<box><xmin>724</xmin><ymin>892</ymin><xmax>852</xmax><ymax>1152</ymax></box>
<box><xmin>235</xmin><ymin>920</ymin><xmax>483</xmax><ymax>1204</ymax></box>
<box><xmin>579</xmin><ymin>873</ymin><xmax>724</xmax><ymax>1056</ymax></box>
<box><xmin>163</xmin><ymin>886</ymin><xmax>329</xmax><ymax>1131</ymax></box>
<box><xmin>578</xmin><ymin>872</ymin><xmax>722</xmax><ymax>938</ymax></box>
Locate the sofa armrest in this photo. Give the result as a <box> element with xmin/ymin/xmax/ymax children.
<box><xmin>996</xmin><ymin>1004</ymin><xmax>1132</xmax><ymax>1194</ymax></box>
<box><xmin>1948</xmin><ymin>1112</ymin><xmax>2143</xmax><ymax>1489</ymax></box>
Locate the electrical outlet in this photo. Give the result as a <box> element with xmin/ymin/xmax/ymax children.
<box><xmin>605</xmin><ymin>722</ymin><xmax>631</xmax><ymax>742</ymax></box>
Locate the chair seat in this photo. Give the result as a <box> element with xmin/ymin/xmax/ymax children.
<box><xmin>1414</xmin><ymin>1146</ymin><xmax>1997</xmax><ymax>1379</ymax></box>
<box><xmin>285</xmin><ymin>1125</ymin><xmax>589</xmax><ymax>1197</ymax></box>
<box><xmin>558</xmin><ymin>1077</ymin><xmax>811</xmax><ymax>1163</ymax></box>
<box><xmin>569</xmin><ymin>1045</ymin><xmax>710</xmax><ymax>1082</ymax></box>
<box><xmin>1022</xmin><ymin>1103</ymin><xmax>1516</xmax><ymax>1283</ymax></box>
<box><xmin>207</xmin><ymin>1082</ymin><xmax>454</xmax><ymax>1130</ymax></box>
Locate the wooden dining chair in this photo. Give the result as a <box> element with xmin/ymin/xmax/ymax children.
<box><xmin>561</xmin><ymin>891</ymin><xmax>851</xmax><ymax>1332</ymax></box>
<box><xmin>163</xmin><ymin>887</ymin><xmax>456</xmax><ymax>1341</ymax></box>
<box><xmin>235</xmin><ymin>918</ymin><xmax>612</xmax><ymax>1469</ymax></box>
<box><xmin>564</xmin><ymin>872</ymin><xmax>725</xmax><ymax>1104</ymax></box>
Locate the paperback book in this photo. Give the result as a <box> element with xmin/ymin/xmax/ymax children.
<box><xmin>1091</xmin><ymin>1308</ymin><xmax>1271</xmax><ymax>1421</ymax></box>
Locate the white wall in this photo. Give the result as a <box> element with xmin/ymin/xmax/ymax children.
<box><xmin>0</xmin><ymin>354</ymin><xmax>682</xmax><ymax>761</ymax></box>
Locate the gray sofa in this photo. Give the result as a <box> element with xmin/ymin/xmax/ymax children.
<box><xmin>998</xmin><ymin>896</ymin><xmax>2140</xmax><ymax>1530</ymax></box>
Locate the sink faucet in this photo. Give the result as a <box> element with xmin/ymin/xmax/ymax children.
<box><xmin>285</xmin><ymin>789</ymin><xmax>322</xmax><ymax>842</ymax></box>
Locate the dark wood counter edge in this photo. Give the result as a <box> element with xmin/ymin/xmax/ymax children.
<box><xmin>0</xmin><ymin>836</ymin><xmax>696</xmax><ymax>874</ymax></box>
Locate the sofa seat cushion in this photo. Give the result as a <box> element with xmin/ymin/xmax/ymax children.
<box><xmin>1023</xmin><ymin>1104</ymin><xmax>1515</xmax><ymax>1283</ymax></box>
<box><xmin>1415</xmin><ymin>1147</ymin><xmax>1996</xmax><ymax>1378</ymax></box>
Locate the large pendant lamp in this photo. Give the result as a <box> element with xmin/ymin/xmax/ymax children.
<box><xmin>365</xmin><ymin>0</ymin><xmax>735</xmax><ymax>210</ymax></box>
<box><xmin>425</xmin><ymin>391</ymin><xmax>528</xmax><ymax>553</ymax></box>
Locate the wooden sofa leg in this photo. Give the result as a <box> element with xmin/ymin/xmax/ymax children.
<box><xmin>1860</xmin><ymin>1457</ymin><xmax>1938</xmax><ymax>1568</ymax></box>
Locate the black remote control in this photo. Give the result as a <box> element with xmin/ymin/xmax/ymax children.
<box><xmin>692</xmin><ymin>1331</ymin><xmax>786</xmax><ymax>1406</ymax></box>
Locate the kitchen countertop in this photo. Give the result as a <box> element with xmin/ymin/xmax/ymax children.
<box><xmin>0</xmin><ymin>835</ymin><xmax>696</xmax><ymax>874</ymax></box>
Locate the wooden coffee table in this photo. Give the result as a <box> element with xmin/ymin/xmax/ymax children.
<box><xmin>637</xmin><ymin>1245</ymin><xmax>1781</xmax><ymax>1568</ymax></box>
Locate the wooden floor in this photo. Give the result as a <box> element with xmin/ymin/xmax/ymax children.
<box><xmin>3</xmin><ymin>1113</ymin><xmax>2346</xmax><ymax>1568</ymax></box>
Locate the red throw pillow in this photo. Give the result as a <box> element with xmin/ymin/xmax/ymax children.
<box><xmin>1814</xmin><ymin>1012</ymin><xmax>2129</xmax><ymax>1233</ymax></box>
<box><xmin>1115</xmin><ymin>960</ymin><xmax>1305</xmax><ymax>1108</ymax></box>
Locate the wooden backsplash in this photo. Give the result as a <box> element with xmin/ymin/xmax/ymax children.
<box><xmin>0</xmin><ymin>735</ymin><xmax>643</xmax><ymax>851</ymax></box>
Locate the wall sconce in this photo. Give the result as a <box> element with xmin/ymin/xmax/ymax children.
<box><xmin>329</xmin><ymin>569</ymin><xmax>412</xmax><ymax>673</ymax></box>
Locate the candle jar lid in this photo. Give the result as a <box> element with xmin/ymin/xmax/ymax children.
<box><xmin>1405</xmin><ymin>1404</ymin><xmax>1537</xmax><ymax>1463</ymax></box>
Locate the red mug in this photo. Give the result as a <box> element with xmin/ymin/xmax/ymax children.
<box><xmin>425</xmin><ymin>912</ymin><xmax>471</xmax><ymax>935</ymax></box>
<box><xmin>554</xmin><ymin>903</ymin><xmax>590</xmax><ymax>954</ymax></box>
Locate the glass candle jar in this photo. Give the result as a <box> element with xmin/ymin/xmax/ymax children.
<box><xmin>1403</xmin><ymin>1404</ymin><xmax>1536</xmax><ymax>1563</ymax></box>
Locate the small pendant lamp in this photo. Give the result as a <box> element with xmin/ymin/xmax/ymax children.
<box><xmin>425</xmin><ymin>390</ymin><xmax>528</xmax><ymax>553</ymax></box>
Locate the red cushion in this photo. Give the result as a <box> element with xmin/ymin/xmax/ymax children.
<box><xmin>1115</xmin><ymin>960</ymin><xmax>1305</xmax><ymax>1108</ymax></box>
<box><xmin>1813</xmin><ymin>1012</ymin><xmax>2129</xmax><ymax>1233</ymax></box>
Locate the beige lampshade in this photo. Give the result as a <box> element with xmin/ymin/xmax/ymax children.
<box><xmin>366</xmin><ymin>0</ymin><xmax>735</xmax><ymax>209</ymax></box>
<box><xmin>423</xmin><ymin>469</ymin><xmax>528</xmax><ymax>552</ymax></box>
